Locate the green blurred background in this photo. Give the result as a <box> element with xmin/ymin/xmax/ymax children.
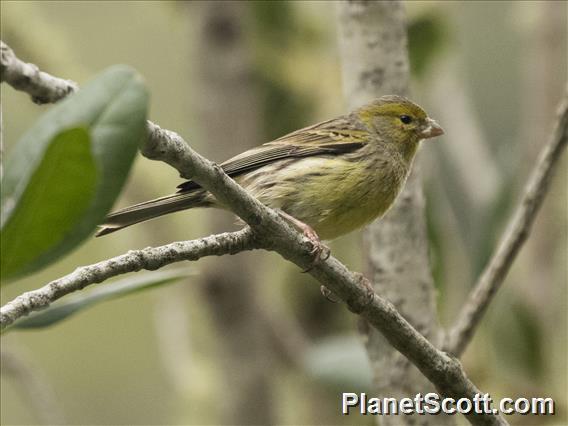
<box><xmin>1</xmin><ymin>1</ymin><xmax>566</xmax><ymax>425</ymax></box>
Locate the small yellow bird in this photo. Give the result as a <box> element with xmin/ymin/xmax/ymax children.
<box><xmin>96</xmin><ymin>95</ymin><xmax>443</xmax><ymax>240</ymax></box>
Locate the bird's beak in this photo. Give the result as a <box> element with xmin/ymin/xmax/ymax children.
<box><xmin>420</xmin><ymin>118</ymin><xmax>444</xmax><ymax>139</ymax></box>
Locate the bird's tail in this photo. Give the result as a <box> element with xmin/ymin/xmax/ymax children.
<box><xmin>95</xmin><ymin>190</ymin><xmax>210</xmax><ymax>237</ymax></box>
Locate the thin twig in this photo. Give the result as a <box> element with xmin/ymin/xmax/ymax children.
<box><xmin>446</xmin><ymin>89</ymin><xmax>568</xmax><ymax>356</ymax></box>
<box><xmin>0</xmin><ymin>41</ymin><xmax>78</xmax><ymax>104</ymax></box>
<box><xmin>0</xmin><ymin>41</ymin><xmax>507</xmax><ymax>426</ymax></box>
<box><xmin>0</xmin><ymin>228</ymin><xmax>258</xmax><ymax>328</ymax></box>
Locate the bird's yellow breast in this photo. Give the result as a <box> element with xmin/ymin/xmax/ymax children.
<box><xmin>241</xmin><ymin>155</ymin><xmax>409</xmax><ymax>240</ymax></box>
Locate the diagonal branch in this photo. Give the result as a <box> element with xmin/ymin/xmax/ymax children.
<box><xmin>0</xmin><ymin>41</ymin><xmax>506</xmax><ymax>426</ymax></box>
<box><xmin>446</xmin><ymin>88</ymin><xmax>568</xmax><ymax>356</ymax></box>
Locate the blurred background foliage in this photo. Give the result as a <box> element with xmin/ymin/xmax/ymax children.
<box><xmin>1</xmin><ymin>1</ymin><xmax>566</xmax><ymax>425</ymax></box>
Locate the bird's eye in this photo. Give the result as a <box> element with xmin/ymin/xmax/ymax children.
<box><xmin>399</xmin><ymin>115</ymin><xmax>412</xmax><ymax>124</ymax></box>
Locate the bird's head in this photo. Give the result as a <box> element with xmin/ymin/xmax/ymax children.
<box><xmin>358</xmin><ymin>95</ymin><xmax>444</xmax><ymax>158</ymax></box>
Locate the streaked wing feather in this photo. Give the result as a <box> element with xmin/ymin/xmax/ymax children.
<box><xmin>222</xmin><ymin>142</ymin><xmax>362</xmax><ymax>175</ymax></box>
<box><xmin>177</xmin><ymin>122</ymin><xmax>368</xmax><ymax>193</ymax></box>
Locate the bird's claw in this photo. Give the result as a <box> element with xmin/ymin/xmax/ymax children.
<box><xmin>302</xmin><ymin>233</ymin><xmax>330</xmax><ymax>273</ymax></box>
<box><xmin>354</xmin><ymin>272</ymin><xmax>374</xmax><ymax>295</ymax></box>
<box><xmin>320</xmin><ymin>285</ymin><xmax>340</xmax><ymax>303</ymax></box>
<box><xmin>274</xmin><ymin>209</ymin><xmax>331</xmax><ymax>272</ymax></box>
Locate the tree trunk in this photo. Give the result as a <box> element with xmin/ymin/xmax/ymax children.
<box><xmin>337</xmin><ymin>2</ymin><xmax>451</xmax><ymax>425</ymax></box>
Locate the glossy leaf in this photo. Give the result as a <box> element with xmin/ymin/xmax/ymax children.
<box><xmin>1</xmin><ymin>66</ymin><xmax>148</xmax><ymax>280</ymax></box>
<box><xmin>1</xmin><ymin>128</ymin><xmax>96</xmax><ymax>278</ymax></box>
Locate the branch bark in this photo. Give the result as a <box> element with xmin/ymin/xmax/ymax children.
<box><xmin>0</xmin><ymin>40</ymin><xmax>77</xmax><ymax>104</ymax></box>
<box><xmin>446</xmin><ymin>88</ymin><xmax>568</xmax><ymax>356</ymax></box>
<box><xmin>0</xmin><ymin>228</ymin><xmax>258</xmax><ymax>328</ymax></box>
<box><xmin>1</xmin><ymin>40</ymin><xmax>507</xmax><ymax>426</ymax></box>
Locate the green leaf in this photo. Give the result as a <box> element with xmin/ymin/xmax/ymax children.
<box><xmin>1</xmin><ymin>128</ymin><xmax>96</xmax><ymax>278</ymax></box>
<box><xmin>11</xmin><ymin>268</ymin><xmax>192</xmax><ymax>330</ymax></box>
<box><xmin>1</xmin><ymin>65</ymin><xmax>148</xmax><ymax>280</ymax></box>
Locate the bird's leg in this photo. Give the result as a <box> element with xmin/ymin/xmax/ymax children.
<box><xmin>276</xmin><ymin>210</ymin><xmax>331</xmax><ymax>270</ymax></box>
<box><xmin>275</xmin><ymin>210</ymin><xmax>337</xmax><ymax>300</ymax></box>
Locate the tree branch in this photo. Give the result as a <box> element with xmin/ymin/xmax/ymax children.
<box><xmin>0</xmin><ymin>40</ymin><xmax>78</xmax><ymax>104</ymax></box>
<box><xmin>0</xmin><ymin>41</ymin><xmax>506</xmax><ymax>426</ymax></box>
<box><xmin>0</xmin><ymin>228</ymin><xmax>259</xmax><ymax>328</ymax></box>
<box><xmin>446</xmin><ymin>88</ymin><xmax>568</xmax><ymax>356</ymax></box>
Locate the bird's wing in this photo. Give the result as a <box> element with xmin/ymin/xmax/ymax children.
<box><xmin>177</xmin><ymin>118</ymin><xmax>368</xmax><ymax>193</ymax></box>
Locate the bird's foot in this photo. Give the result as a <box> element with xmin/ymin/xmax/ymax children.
<box><xmin>353</xmin><ymin>272</ymin><xmax>374</xmax><ymax>293</ymax></box>
<box><xmin>321</xmin><ymin>273</ymin><xmax>374</xmax><ymax>305</ymax></box>
<box><xmin>320</xmin><ymin>285</ymin><xmax>340</xmax><ymax>303</ymax></box>
<box><xmin>301</xmin><ymin>224</ymin><xmax>331</xmax><ymax>271</ymax></box>
<box><xmin>276</xmin><ymin>210</ymin><xmax>330</xmax><ymax>272</ymax></box>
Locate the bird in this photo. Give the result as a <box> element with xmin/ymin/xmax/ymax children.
<box><xmin>96</xmin><ymin>95</ymin><xmax>443</xmax><ymax>243</ymax></box>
